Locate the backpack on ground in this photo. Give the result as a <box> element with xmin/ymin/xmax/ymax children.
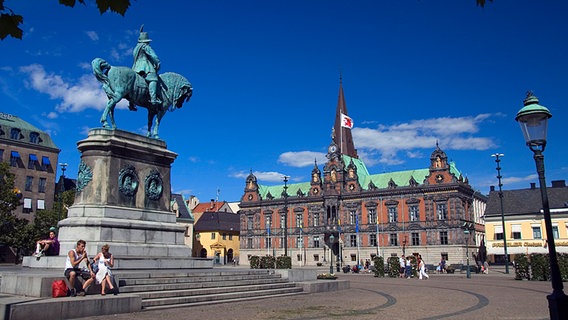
<box><xmin>52</xmin><ymin>279</ymin><xmax>69</xmax><ymax>298</ymax></box>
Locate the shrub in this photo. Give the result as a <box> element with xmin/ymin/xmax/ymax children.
<box><xmin>373</xmin><ymin>256</ymin><xmax>385</xmax><ymax>277</ymax></box>
<box><xmin>530</xmin><ymin>253</ymin><xmax>550</xmax><ymax>281</ymax></box>
<box><xmin>514</xmin><ymin>254</ymin><xmax>530</xmax><ymax>280</ymax></box>
<box><xmin>558</xmin><ymin>253</ymin><xmax>568</xmax><ymax>282</ymax></box>
<box><xmin>276</xmin><ymin>255</ymin><xmax>292</xmax><ymax>269</ymax></box>
<box><xmin>249</xmin><ymin>255</ymin><xmax>260</xmax><ymax>269</ymax></box>
<box><xmin>260</xmin><ymin>255</ymin><xmax>276</xmax><ymax>269</ymax></box>
<box><xmin>387</xmin><ymin>257</ymin><xmax>400</xmax><ymax>278</ymax></box>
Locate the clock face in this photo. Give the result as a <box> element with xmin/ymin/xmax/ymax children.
<box><xmin>329</xmin><ymin>145</ymin><xmax>337</xmax><ymax>153</ymax></box>
<box><xmin>436</xmin><ymin>174</ymin><xmax>444</xmax><ymax>182</ymax></box>
<box><xmin>247</xmin><ymin>194</ymin><xmax>253</xmax><ymax>200</ymax></box>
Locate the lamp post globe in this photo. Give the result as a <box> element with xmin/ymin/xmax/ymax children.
<box><xmin>516</xmin><ymin>92</ymin><xmax>567</xmax><ymax>320</ymax></box>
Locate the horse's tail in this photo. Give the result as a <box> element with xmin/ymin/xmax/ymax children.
<box><xmin>91</xmin><ymin>58</ymin><xmax>111</xmax><ymax>87</ymax></box>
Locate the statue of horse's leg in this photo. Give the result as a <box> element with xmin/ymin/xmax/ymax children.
<box><xmin>147</xmin><ymin>111</ymin><xmax>155</xmax><ymax>137</ymax></box>
<box><xmin>152</xmin><ymin>110</ymin><xmax>166</xmax><ymax>139</ymax></box>
<box><xmin>100</xmin><ymin>100</ymin><xmax>113</xmax><ymax>128</ymax></box>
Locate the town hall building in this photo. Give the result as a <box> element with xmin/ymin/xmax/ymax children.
<box><xmin>238</xmin><ymin>82</ymin><xmax>487</xmax><ymax>268</ymax></box>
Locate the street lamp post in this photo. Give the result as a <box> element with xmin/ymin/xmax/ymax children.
<box><xmin>462</xmin><ymin>222</ymin><xmax>473</xmax><ymax>279</ymax></box>
<box><xmin>491</xmin><ymin>153</ymin><xmax>509</xmax><ymax>274</ymax></box>
<box><xmin>283</xmin><ymin>176</ymin><xmax>289</xmax><ymax>257</ymax></box>
<box><xmin>516</xmin><ymin>92</ymin><xmax>568</xmax><ymax>320</ymax></box>
<box><xmin>58</xmin><ymin>163</ymin><xmax>68</xmax><ymax>222</ymax></box>
<box><xmin>329</xmin><ymin>234</ymin><xmax>335</xmax><ymax>274</ymax></box>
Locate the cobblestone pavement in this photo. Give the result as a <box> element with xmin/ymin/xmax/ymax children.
<box><xmin>78</xmin><ymin>267</ymin><xmax>551</xmax><ymax>320</ymax></box>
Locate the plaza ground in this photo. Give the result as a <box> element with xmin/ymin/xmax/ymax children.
<box><xmin>74</xmin><ymin>265</ymin><xmax>550</xmax><ymax>320</ymax></box>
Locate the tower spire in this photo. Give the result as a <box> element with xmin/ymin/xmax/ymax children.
<box><xmin>333</xmin><ymin>76</ymin><xmax>358</xmax><ymax>158</ymax></box>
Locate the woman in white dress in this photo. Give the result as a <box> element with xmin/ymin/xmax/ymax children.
<box><xmin>93</xmin><ymin>244</ymin><xmax>116</xmax><ymax>295</ymax></box>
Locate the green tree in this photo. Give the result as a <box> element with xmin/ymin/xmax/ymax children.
<box><xmin>0</xmin><ymin>162</ymin><xmax>28</xmax><ymax>251</ymax></box>
<box><xmin>0</xmin><ymin>0</ymin><xmax>131</xmax><ymax>40</ymax></box>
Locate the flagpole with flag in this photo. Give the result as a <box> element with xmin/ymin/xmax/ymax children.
<box><xmin>340</xmin><ymin>113</ymin><xmax>353</xmax><ymax>154</ymax></box>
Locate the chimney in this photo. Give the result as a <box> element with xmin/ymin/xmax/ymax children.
<box><xmin>530</xmin><ymin>183</ymin><xmax>536</xmax><ymax>189</ymax></box>
<box><xmin>490</xmin><ymin>186</ymin><xmax>495</xmax><ymax>192</ymax></box>
<box><xmin>551</xmin><ymin>180</ymin><xmax>566</xmax><ymax>188</ymax></box>
<box><xmin>210</xmin><ymin>199</ymin><xmax>215</xmax><ymax>210</ymax></box>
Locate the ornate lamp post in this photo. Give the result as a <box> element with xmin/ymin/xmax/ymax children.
<box><xmin>462</xmin><ymin>222</ymin><xmax>474</xmax><ymax>279</ymax></box>
<box><xmin>491</xmin><ymin>153</ymin><xmax>509</xmax><ymax>274</ymax></box>
<box><xmin>58</xmin><ymin>163</ymin><xmax>68</xmax><ymax>222</ymax></box>
<box><xmin>329</xmin><ymin>234</ymin><xmax>335</xmax><ymax>274</ymax></box>
<box><xmin>516</xmin><ymin>92</ymin><xmax>568</xmax><ymax>319</ymax></box>
<box><xmin>283</xmin><ymin>176</ymin><xmax>289</xmax><ymax>256</ymax></box>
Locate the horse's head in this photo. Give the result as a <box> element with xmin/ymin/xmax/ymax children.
<box><xmin>174</xmin><ymin>85</ymin><xmax>193</xmax><ymax>109</ymax></box>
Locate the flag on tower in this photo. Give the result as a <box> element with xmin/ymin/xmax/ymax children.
<box><xmin>355</xmin><ymin>214</ymin><xmax>359</xmax><ymax>233</ymax></box>
<box><xmin>341</xmin><ymin>113</ymin><xmax>353</xmax><ymax>129</ymax></box>
<box><xmin>341</xmin><ymin>113</ymin><xmax>354</xmax><ymax>129</ymax></box>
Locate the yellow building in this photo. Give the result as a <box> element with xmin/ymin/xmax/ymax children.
<box><xmin>484</xmin><ymin>180</ymin><xmax>568</xmax><ymax>264</ymax></box>
<box><xmin>193</xmin><ymin>211</ymin><xmax>240</xmax><ymax>264</ymax></box>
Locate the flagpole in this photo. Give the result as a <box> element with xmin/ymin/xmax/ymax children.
<box><xmin>356</xmin><ymin>214</ymin><xmax>360</xmax><ymax>269</ymax></box>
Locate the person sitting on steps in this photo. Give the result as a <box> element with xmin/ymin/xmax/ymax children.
<box><xmin>33</xmin><ymin>227</ymin><xmax>59</xmax><ymax>260</ymax></box>
<box><xmin>64</xmin><ymin>239</ymin><xmax>95</xmax><ymax>296</ymax></box>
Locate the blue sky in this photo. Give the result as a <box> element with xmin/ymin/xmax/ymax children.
<box><xmin>2</xmin><ymin>1</ymin><xmax>567</xmax><ymax>202</ymax></box>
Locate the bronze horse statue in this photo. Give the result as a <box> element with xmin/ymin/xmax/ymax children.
<box><xmin>92</xmin><ymin>58</ymin><xmax>193</xmax><ymax>139</ymax></box>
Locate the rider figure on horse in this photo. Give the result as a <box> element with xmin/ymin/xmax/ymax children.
<box><xmin>132</xmin><ymin>26</ymin><xmax>161</xmax><ymax>108</ymax></box>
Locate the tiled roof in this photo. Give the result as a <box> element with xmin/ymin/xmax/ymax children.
<box><xmin>0</xmin><ymin>113</ymin><xmax>59</xmax><ymax>150</ymax></box>
<box><xmin>194</xmin><ymin>211</ymin><xmax>240</xmax><ymax>232</ymax></box>
<box><xmin>193</xmin><ymin>201</ymin><xmax>227</xmax><ymax>213</ymax></box>
<box><xmin>485</xmin><ymin>183</ymin><xmax>568</xmax><ymax>217</ymax></box>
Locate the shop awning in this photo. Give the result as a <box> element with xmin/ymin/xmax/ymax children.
<box><xmin>42</xmin><ymin>156</ymin><xmax>50</xmax><ymax>165</ymax></box>
<box><xmin>29</xmin><ymin>154</ymin><xmax>38</xmax><ymax>161</ymax></box>
<box><xmin>11</xmin><ymin>151</ymin><xmax>20</xmax><ymax>158</ymax></box>
<box><xmin>494</xmin><ymin>225</ymin><xmax>503</xmax><ymax>233</ymax></box>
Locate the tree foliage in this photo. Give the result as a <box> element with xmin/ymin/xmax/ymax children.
<box><xmin>0</xmin><ymin>161</ymin><xmax>76</xmax><ymax>258</ymax></box>
<box><xmin>0</xmin><ymin>0</ymin><xmax>131</xmax><ymax>40</ymax></box>
<box><xmin>0</xmin><ymin>161</ymin><xmax>26</xmax><ymax>247</ymax></box>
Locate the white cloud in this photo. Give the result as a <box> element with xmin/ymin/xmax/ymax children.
<box><xmin>231</xmin><ymin>170</ymin><xmax>290</xmax><ymax>183</ymax></box>
<box><xmin>278</xmin><ymin>151</ymin><xmax>326</xmax><ymax>168</ymax></box>
<box><xmin>502</xmin><ymin>174</ymin><xmax>538</xmax><ymax>186</ymax></box>
<box><xmin>85</xmin><ymin>31</ymin><xmax>99</xmax><ymax>41</ymax></box>
<box><xmin>351</xmin><ymin>114</ymin><xmax>497</xmax><ymax>166</ymax></box>
<box><xmin>46</xmin><ymin>112</ymin><xmax>58</xmax><ymax>119</ymax></box>
<box><xmin>19</xmin><ymin>64</ymin><xmax>129</xmax><ymax>116</ymax></box>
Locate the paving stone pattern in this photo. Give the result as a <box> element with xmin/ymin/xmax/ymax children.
<box><xmin>76</xmin><ymin>266</ymin><xmax>551</xmax><ymax>320</ymax></box>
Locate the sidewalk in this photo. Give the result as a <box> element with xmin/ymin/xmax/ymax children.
<box><xmin>77</xmin><ymin>265</ymin><xmax>549</xmax><ymax>320</ymax></box>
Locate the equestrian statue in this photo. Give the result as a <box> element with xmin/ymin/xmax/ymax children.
<box><xmin>92</xmin><ymin>26</ymin><xmax>192</xmax><ymax>139</ymax></box>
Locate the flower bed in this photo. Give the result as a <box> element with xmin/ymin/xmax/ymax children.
<box><xmin>317</xmin><ymin>273</ymin><xmax>337</xmax><ymax>280</ymax></box>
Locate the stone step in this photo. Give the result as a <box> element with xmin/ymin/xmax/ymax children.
<box><xmin>137</xmin><ymin>282</ymin><xmax>299</xmax><ymax>299</ymax></box>
<box><xmin>142</xmin><ymin>292</ymin><xmax>303</xmax><ymax>311</ymax></box>
<box><xmin>119</xmin><ymin>277</ymin><xmax>289</xmax><ymax>293</ymax></box>
<box><xmin>120</xmin><ymin>272</ymin><xmax>281</xmax><ymax>286</ymax></box>
<box><xmin>141</xmin><ymin>286</ymin><xmax>304</xmax><ymax>309</ymax></box>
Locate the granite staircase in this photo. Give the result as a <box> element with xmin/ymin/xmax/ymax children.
<box><xmin>115</xmin><ymin>269</ymin><xmax>304</xmax><ymax>310</ymax></box>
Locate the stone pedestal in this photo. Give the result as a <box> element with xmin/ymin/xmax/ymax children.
<box><xmin>51</xmin><ymin>129</ymin><xmax>211</xmax><ymax>269</ymax></box>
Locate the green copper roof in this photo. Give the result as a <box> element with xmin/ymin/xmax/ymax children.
<box><xmin>256</xmin><ymin>155</ymin><xmax>463</xmax><ymax>199</ymax></box>
<box><xmin>258</xmin><ymin>181</ymin><xmax>313</xmax><ymax>199</ymax></box>
<box><xmin>0</xmin><ymin>113</ymin><xmax>59</xmax><ymax>150</ymax></box>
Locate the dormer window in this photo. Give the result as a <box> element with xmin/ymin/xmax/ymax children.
<box><xmin>10</xmin><ymin>128</ymin><xmax>22</xmax><ymax>140</ymax></box>
<box><xmin>29</xmin><ymin>132</ymin><xmax>40</xmax><ymax>144</ymax></box>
